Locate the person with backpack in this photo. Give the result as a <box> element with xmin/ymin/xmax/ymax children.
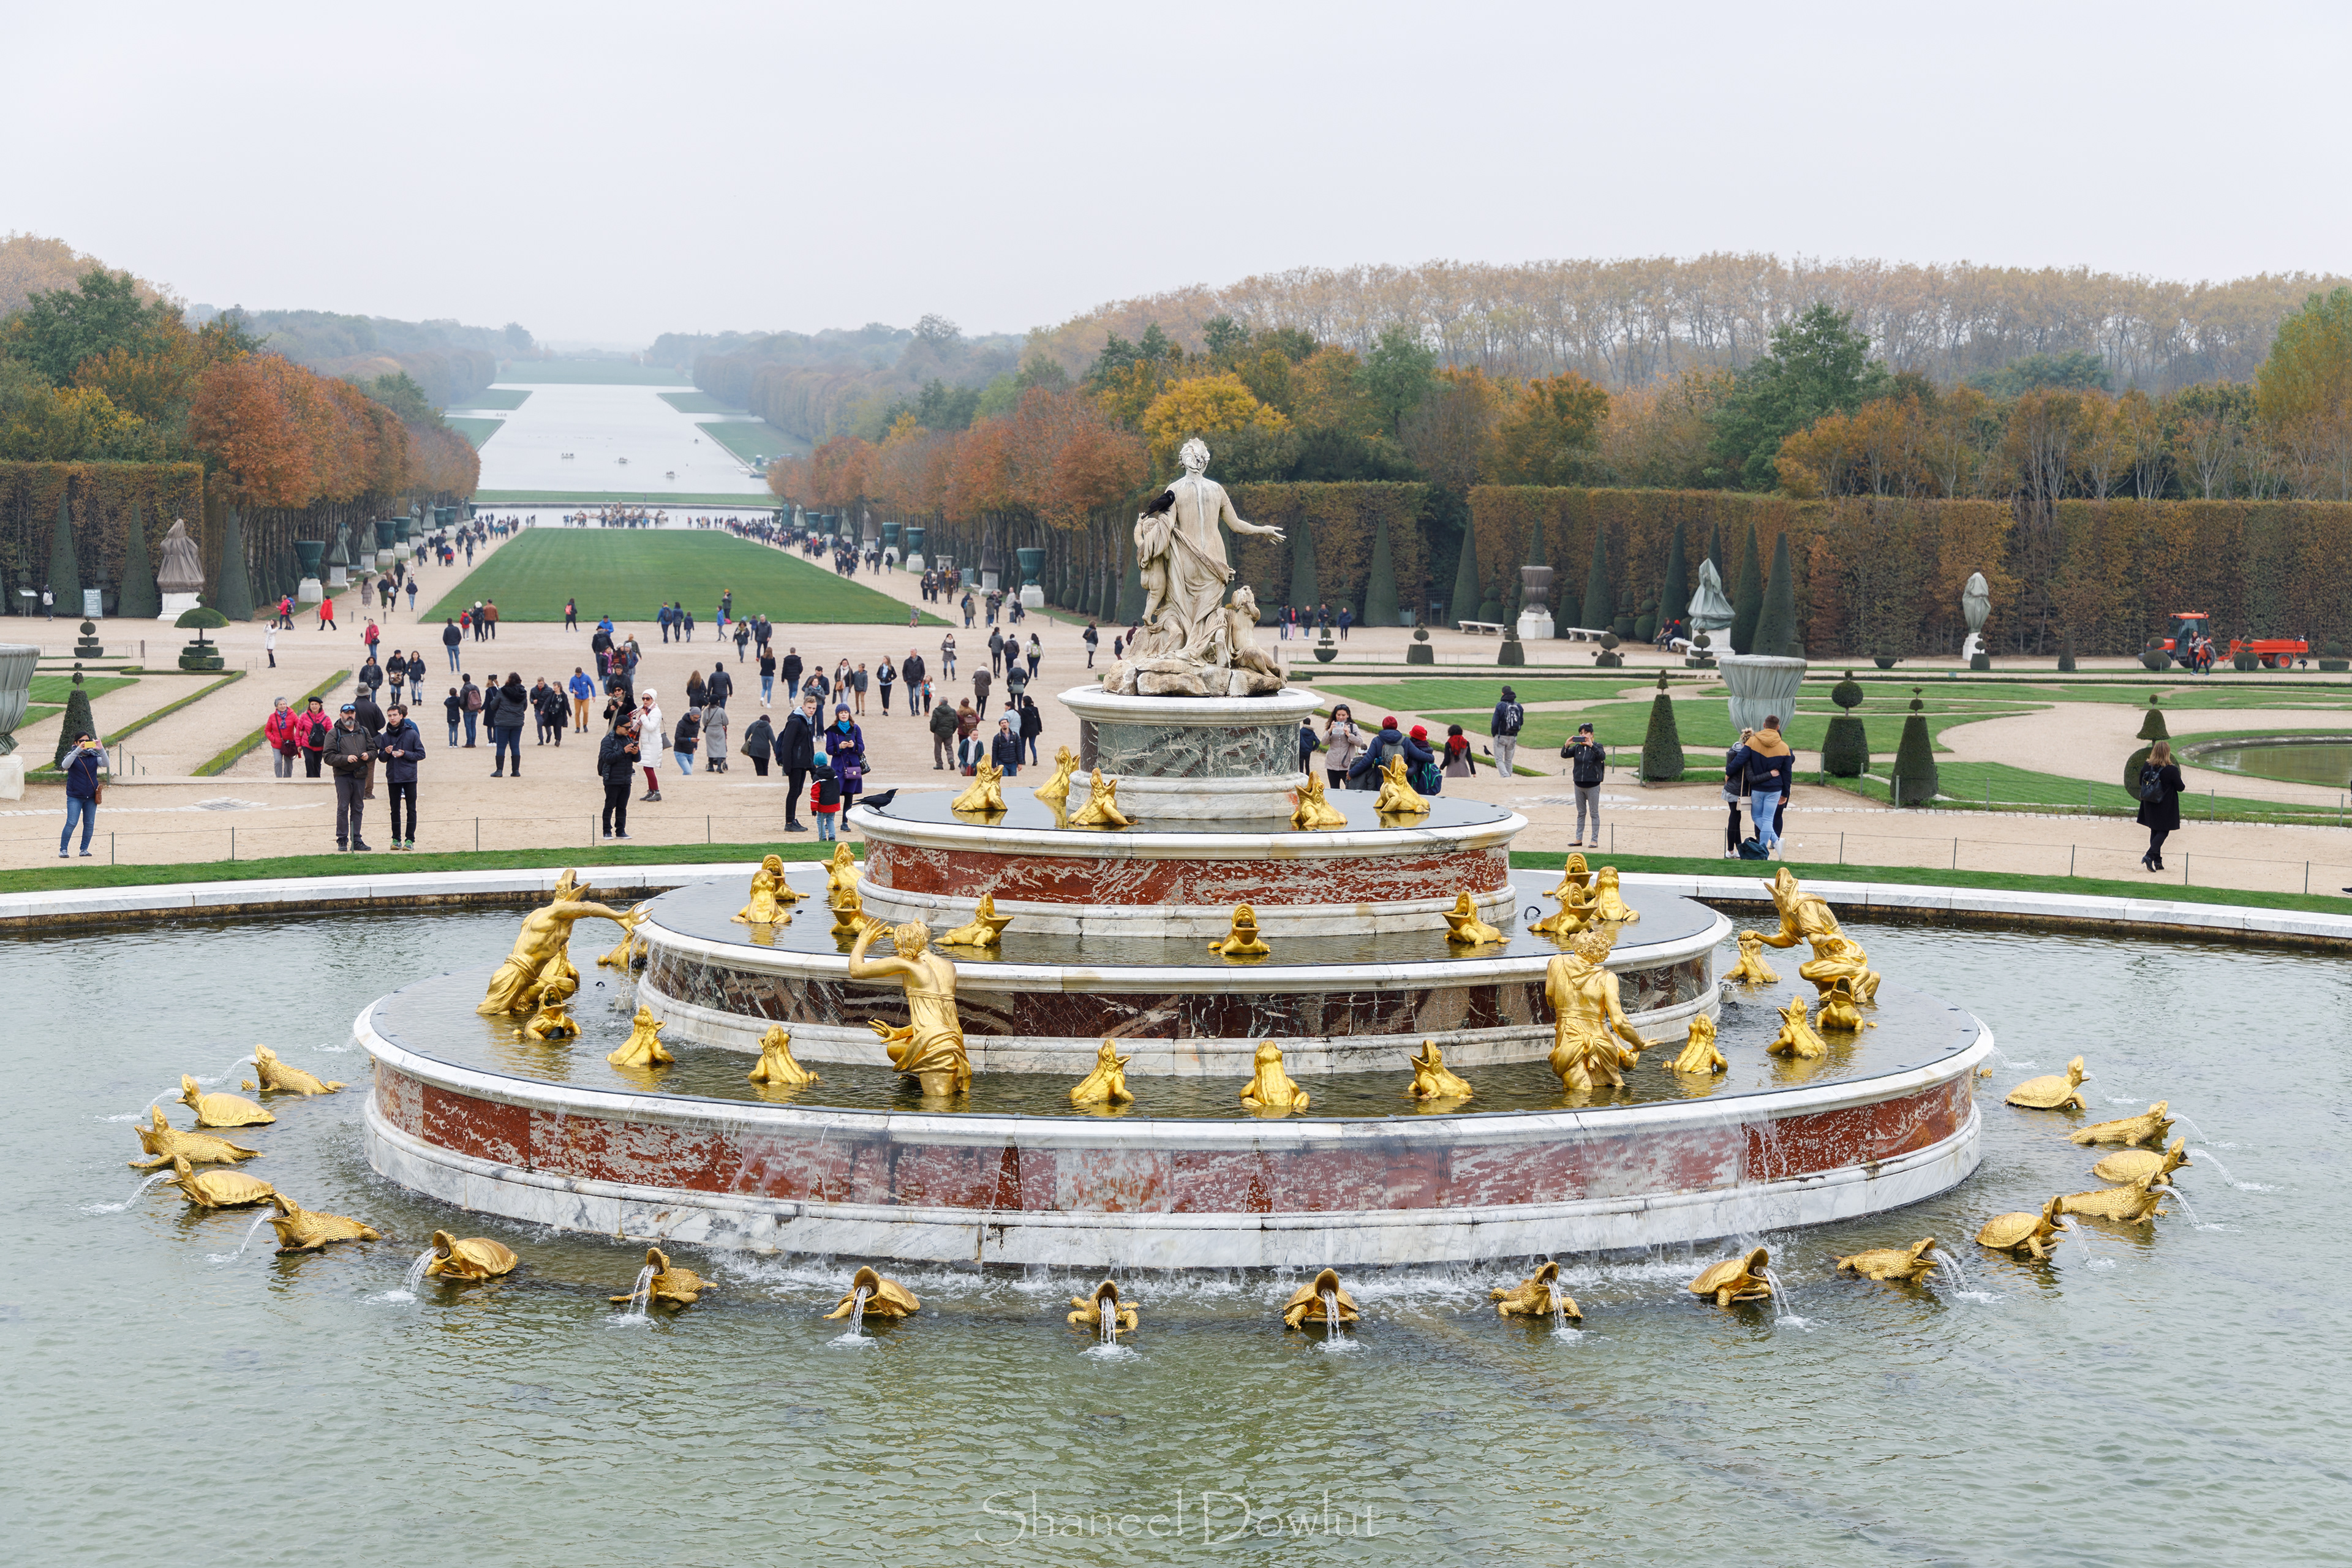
<box><xmin>2136</xmin><ymin>739</ymin><xmax>2185</xmax><ymax>871</ymax></box>
<box><xmin>1489</xmin><ymin>685</ymin><xmax>1525</xmax><ymax>777</ymax></box>
<box><xmin>1721</xmin><ymin>729</ymin><xmax>1752</xmax><ymax>858</ymax></box>
<box><xmin>929</xmin><ymin>693</ymin><xmax>959</xmax><ymax>769</ymax></box>
<box><xmin>1725</xmin><ymin>717</ymin><xmax>1793</xmax><ymax>859</ymax></box>
<box><xmin>1408</xmin><ymin>725</ymin><xmax>1444</xmax><ymax>794</ymax></box>
<box><xmin>1562</xmin><ymin>723</ymin><xmax>1608</xmax><ymax>846</ymax></box>
<box><xmin>1347</xmin><ymin>715</ymin><xmax>1431</xmax><ymax>789</ymax></box>
<box><xmin>809</xmin><ymin>760</ymin><xmax>842</xmax><ymax>842</ymax></box>
<box><xmin>461</xmin><ymin>675</ymin><xmax>483</xmax><ymax>747</ymax></box>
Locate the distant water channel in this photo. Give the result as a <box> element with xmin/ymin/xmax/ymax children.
<box><xmin>9</xmin><ymin>905</ymin><xmax>2342</xmax><ymax>1563</ymax></box>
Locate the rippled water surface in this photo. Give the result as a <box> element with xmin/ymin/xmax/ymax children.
<box><xmin>10</xmin><ymin>905</ymin><xmax>2348</xmax><ymax>1564</ymax></box>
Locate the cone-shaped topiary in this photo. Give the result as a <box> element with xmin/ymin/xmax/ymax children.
<box><xmin>1659</xmin><ymin>521</ymin><xmax>1689</xmax><ymax>635</ymax></box>
<box><xmin>117</xmin><ymin>500</ymin><xmax>157</xmax><ymax>619</ymax></box>
<box><xmin>1822</xmin><ymin>671</ymin><xmax>1869</xmax><ymax>776</ymax></box>
<box><xmin>1891</xmin><ymin>687</ymin><xmax>1938</xmax><ymax>805</ymax></box>
<box><xmin>1362</xmin><ymin>508</ymin><xmax>1400</xmax><ymax>627</ymax></box>
<box><xmin>1752</xmin><ymin>532</ymin><xmax>1800</xmax><ymax>657</ymax></box>
<box><xmin>47</xmin><ymin>488</ymin><xmax>81</xmax><ymax>612</ymax></box>
<box><xmin>1580</xmin><ymin>525</ymin><xmax>1611</xmax><ymax>632</ymax></box>
<box><xmin>2057</xmin><ymin>630</ymin><xmax>2076</xmax><ymax>673</ymax></box>
<box><xmin>1498</xmin><ymin>620</ymin><xmax>1525</xmax><ymax>666</ymax></box>
<box><xmin>1448</xmin><ymin>517</ymin><xmax>1479</xmax><ymax>629</ymax></box>
<box><xmin>214</xmin><ymin>507</ymin><xmax>254</xmax><ymax>622</ymax></box>
<box><xmin>2136</xmin><ymin>693</ymin><xmax>2169</xmax><ymax>741</ymax></box>
<box><xmin>1640</xmin><ymin>671</ymin><xmax>1685</xmax><ymax>781</ymax></box>
<box><xmin>1287</xmin><ymin>508</ymin><xmax>1319</xmax><ymax>615</ymax></box>
<box><xmin>1730</xmin><ymin>519</ymin><xmax>1763</xmax><ymax>654</ymax></box>
<box><xmin>51</xmin><ymin>670</ymin><xmax>98</xmax><ymax>769</ymax></box>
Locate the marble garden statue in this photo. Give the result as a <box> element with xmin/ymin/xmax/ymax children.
<box><xmin>1104</xmin><ymin>437</ymin><xmax>1291</xmax><ymax>697</ymax></box>
<box><xmin>156</xmin><ymin>518</ymin><xmax>204</xmax><ymax>620</ymax></box>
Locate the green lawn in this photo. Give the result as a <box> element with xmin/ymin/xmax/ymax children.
<box><xmin>698</xmin><ymin>420</ymin><xmax>804</xmax><ymax>463</ymax></box>
<box><xmin>29</xmin><ymin>675</ymin><xmax>135</xmax><ymax>704</ymax></box>
<box><xmin>446</xmin><ymin>416</ymin><xmax>503</xmax><ymax>448</ymax></box>
<box><xmin>419</xmin><ymin>529</ymin><xmax>944</xmax><ymax>626</ymax></box>
<box><xmin>450</xmin><ymin>388</ymin><xmax>532</xmax><ymax>411</ymax></box>
<box><xmin>660</xmin><ymin>391</ymin><xmax>739</xmax><ymax>414</ymax></box>
<box><xmin>1427</xmin><ymin>696</ymin><xmax>2039</xmax><ymax>757</ymax></box>
<box><xmin>1319</xmin><ymin>678</ymin><xmax>1662</xmax><ymax>710</ymax></box>
<box><xmin>22</xmin><ymin>704</ymin><xmax>59</xmax><ymax>726</ymax></box>
<box><xmin>1822</xmin><ymin>762</ymin><xmax>2347</xmax><ymax>823</ymax></box>
<box><xmin>494</xmin><ymin>360</ymin><xmax>692</xmax><ymax>386</ymax></box>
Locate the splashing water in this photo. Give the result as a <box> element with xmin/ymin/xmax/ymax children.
<box><xmin>1761</xmin><ymin>1267</ymin><xmax>1811</xmax><ymax>1329</ymax></box>
<box><xmin>2168</xmin><ymin>1111</ymin><xmax>2212</xmax><ymax>1142</ymax></box>
<box><xmin>1931</xmin><ymin>1248</ymin><xmax>1999</xmax><ymax>1303</ymax></box>
<box><xmin>1316</xmin><ymin>1287</ymin><xmax>1358</xmax><ymax>1353</ymax></box>
<box><xmin>1083</xmin><ymin>1294</ymin><xmax>1137</xmax><ymax>1360</ymax></box>
<box><xmin>2061</xmin><ymin>1216</ymin><xmax>2115</xmax><ymax>1270</ymax></box>
<box><xmin>2163</xmin><ymin>1186</ymin><xmax>2222</xmax><ymax>1230</ymax></box>
<box><xmin>2191</xmin><ymin>1149</ymin><xmax>2275</xmax><ymax>1192</ymax></box>
<box><xmin>828</xmin><ymin>1286</ymin><xmax>872</xmax><ymax>1347</ymax></box>
<box><xmin>208</xmin><ymin>1213</ymin><xmax>274</xmax><ymax>1262</ymax></box>
<box><xmin>86</xmin><ymin>1170</ymin><xmax>176</xmax><ymax>1213</ymax></box>
<box><xmin>611</xmin><ymin>1264</ymin><xmax>657</xmax><ymax>1324</ymax></box>
<box><xmin>102</xmin><ymin>1054</ymin><xmax>257</xmax><ymax>1121</ymax></box>
<box><xmin>377</xmin><ymin>1246</ymin><xmax>437</xmax><ymax>1303</ymax></box>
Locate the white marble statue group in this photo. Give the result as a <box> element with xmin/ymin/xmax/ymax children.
<box><xmin>1102</xmin><ymin>438</ymin><xmax>1291</xmax><ymax>698</ymax></box>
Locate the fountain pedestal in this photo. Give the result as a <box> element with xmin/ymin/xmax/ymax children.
<box><xmin>1058</xmin><ymin>684</ymin><xmax>1316</xmax><ymax>820</ymax></box>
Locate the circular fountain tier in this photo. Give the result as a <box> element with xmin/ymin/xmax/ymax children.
<box><xmin>357</xmin><ymin>935</ymin><xmax>1989</xmax><ymax>1268</ymax></box>
<box><xmin>1060</xmin><ymin>683</ymin><xmax>1321</xmax><ymax>820</ymax></box>
<box><xmin>636</xmin><ymin>863</ymin><xmax>1725</xmax><ymax>1075</ymax></box>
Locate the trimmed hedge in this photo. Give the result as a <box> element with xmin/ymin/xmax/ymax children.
<box><xmin>1229</xmin><ymin>482</ymin><xmax>1428</xmax><ymax>625</ymax></box>
<box><xmin>0</xmin><ymin>463</ymin><xmax>205</xmax><ymax>617</ymax></box>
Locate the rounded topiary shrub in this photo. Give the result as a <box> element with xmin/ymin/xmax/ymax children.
<box><xmin>1831</xmin><ymin>670</ymin><xmax>1864</xmax><ymax>709</ymax></box>
<box><xmin>2321</xmin><ymin>638</ymin><xmax>2348</xmax><ymax>673</ymax></box>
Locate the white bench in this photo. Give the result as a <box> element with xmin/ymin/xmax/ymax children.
<box><xmin>1457</xmin><ymin>620</ymin><xmax>1506</xmax><ymax>636</ymax></box>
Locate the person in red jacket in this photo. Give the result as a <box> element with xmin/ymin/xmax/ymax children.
<box><xmin>291</xmin><ymin>696</ymin><xmax>333</xmax><ymax>777</ymax></box>
<box><xmin>263</xmin><ymin>698</ymin><xmax>301</xmax><ymax>778</ymax></box>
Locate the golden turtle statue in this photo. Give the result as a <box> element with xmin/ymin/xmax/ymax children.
<box><xmin>938</xmin><ymin>893</ymin><xmax>1013</xmax><ymax>950</ymax></box>
<box><xmin>1689</xmin><ymin>1246</ymin><xmax>1773</xmax><ymax>1307</ymax></box>
<box><xmin>2093</xmin><ymin>1137</ymin><xmax>2190</xmax><ymax>1186</ymax></box>
<box><xmin>167</xmin><ymin>1153</ymin><xmax>275</xmax><ymax>1210</ymax></box>
<box><xmin>241</xmin><ymin>1046</ymin><xmax>343</xmax><ymax>1097</ymax></box>
<box><xmin>424</xmin><ymin>1231</ymin><xmax>518</xmax><ymax>1281</ymax></box>
<box><xmin>1765</xmin><ymin>995</ymin><xmax>1829</xmax><ymax>1060</ymax></box>
<box><xmin>2060</xmin><ymin>1172</ymin><xmax>2171</xmax><ymax>1223</ymax></box>
<box><xmin>1833</xmin><ymin>1237</ymin><xmax>1939</xmax><ymax>1284</ymax></box>
<box><xmin>2007</xmin><ymin>1056</ymin><xmax>2089</xmax><ymax>1110</ymax></box>
<box><xmin>611</xmin><ymin>1246</ymin><xmax>710</xmax><ymax>1309</ymax></box>
<box><xmin>1067</xmin><ymin>1278</ymin><xmax>1140</xmax><ymax>1335</ymax></box>
<box><xmin>606</xmin><ymin>1006</ymin><xmax>674</xmax><ymax>1069</ymax></box>
<box><xmin>747</xmin><ymin>1025</ymin><xmax>820</xmax><ymax>1087</ymax></box>
<box><xmin>1668</xmin><ymin>1014</ymin><xmax>1728</xmax><ymax>1075</ymax></box>
<box><xmin>1442</xmin><ymin>892</ymin><xmax>1506</xmax><ymax>947</ymax></box>
<box><xmin>1281</xmin><ymin>1267</ymin><xmax>1359</xmax><ymax>1329</ymax></box>
<box><xmin>1977</xmin><ymin>1196</ymin><xmax>2068</xmax><ymax>1259</ymax></box>
<box><xmin>1405</xmin><ymin>1039</ymin><xmax>1474</xmax><ymax>1102</ymax></box>
<box><xmin>2068</xmin><ymin>1101</ymin><xmax>2174</xmax><ymax>1149</ymax></box>
<box><xmin>266</xmin><ymin>1194</ymin><xmax>380</xmax><ymax>1253</ymax></box>
<box><xmin>128</xmin><ymin>1107</ymin><xmax>260</xmax><ymax>1169</ymax></box>
<box><xmin>1069</xmin><ymin>1039</ymin><xmax>1135</xmax><ymax>1107</ymax></box>
<box><xmin>826</xmin><ymin>1265</ymin><xmax>919</xmax><ymax>1321</ymax></box>
<box><xmin>1208</xmin><ymin>903</ymin><xmax>1271</xmax><ymax>957</ymax></box>
<box><xmin>1239</xmin><ymin>1040</ymin><xmax>1310</xmax><ymax>1112</ymax></box>
<box><xmin>1033</xmin><ymin>745</ymin><xmax>1080</xmax><ymax>807</ymax></box>
<box><xmin>1491</xmin><ymin>1259</ymin><xmax>1580</xmax><ymax>1321</ymax></box>
<box><xmin>1069</xmin><ymin>767</ymin><xmax>1137</xmax><ymax>827</ymax></box>
<box><xmin>1724</xmin><ymin>929</ymin><xmax>1780</xmax><ymax>985</ymax></box>
<box><xmin>952</xmin><ymin>758</ymin><xmax>1007</xmax><ymax>815</ymax></box>
<box><xmin>1370</xmin><ymin>755</ymin><xmax>1427</xmax><ymax>816</ymax></box>
<box><xmin>179</xmin><ymin>1074</ymin><xmax>273</xmax><ymax>1128</ymax></box>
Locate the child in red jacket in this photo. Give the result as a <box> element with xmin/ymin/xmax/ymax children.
<box><xmin>810</xmin><ymin>761</ymin><xmax>840</xmax><ymax>842</ymax></box>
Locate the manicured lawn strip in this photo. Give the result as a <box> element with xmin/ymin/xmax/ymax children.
<box><xmin>0</xmin><ymin>839</ymin><xmax>842</xmax><ymax>897</ymax></box>
<box><xmin>473</xmin><ymin>490</ymin><xmax>779</xmax><ymax>508</ymax></box>
<box><xmin>1820</xmin><ymin>766</ymin><xmax>2345</xmax><ymax>823</ymax></box>
<box><xmin>29</xmin><ymin>676</ymin><xmax>135</xmax><ymax>704</ymax></box>
<box><xmin>660</xmin><ymin>391</ymin><xmax>740</xmax><ymax>414</ymax></box>
<box><xmin>494</xmin><ymin>361</ymin><xmax>692</xmax><ymax>386</ymax></box>
<box><xmin>1510</xmin><ymin>850</ymin><xmax>2352</xmax><ymax>916</ymax></box>
<box><xmin>1320</xmin><ymin>679</ymin><xmax>1664</xmax><ymax>709</ymax></box>
<box><xmin>190</xmin><ymin>669</ymin><xmax>351</xmax><ymax>777</ymax></box>
<box><xmin>698</xmin><ymin>420</ymin><xmax>805</xmax><ymax>463</ymax></box>
<box><xmin>419</xmin><ymin>530</ymin><xmax>944</xmax><ymax>626</ymax></box>
<box><xmin>1424</xmin><ymin>701</ymin><xmax>2036</xmax><ymax>756</ymax></box>
<box><xmin>28</xmin><ymin>671</ymin><xmax>244</xmax><ymax>775</ymax></box>
<box><xmin>447</xmin><ymin>416</ymin><xmax>504</xmax><ymax>448</ymax></box>
<box><xmin>21</xmin><ymin>704</ymin><xmax>59</xmax><ymax>726</ymax></box>
<box><xmin>450</xmin><ymin>389</ymin><xmax>532</xmax><ymax>411</ymax></box>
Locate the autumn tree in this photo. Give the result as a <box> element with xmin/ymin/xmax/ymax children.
<box><xmin>2256</xmin><ymin>287</ymin><xmax>2352</xmax><ymax>499</ymax></box>
<box><xmin>1139</xmin><ymin>374</ymin><xmax>1288</xmax><ymax>472</ymax></box>
<box><xmin>1709</xmin><ymin>304</ymin><xmax>1891</xmax><ymax>490</ymax></box>
<box><xmin>1488</xmin><ymin>372</ymin><xmax>1610</xmax><ymax>486</ymax></box>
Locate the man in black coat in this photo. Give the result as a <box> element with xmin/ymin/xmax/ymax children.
<box><xmin>597</xmin><ymin>718</ymin><xmax>641</xmax><ymax>839</ymax></box>
<box><xmin>776</xmin><ymin>692</ymin><xmax>819</xmax><ymax>832</ymax></box>
<box><xmin>706</xmin><ymin>662</ymin><xmax>733</xmax><ymax>709</ymax></box>
<box><xmin>780</xmin><ymin>647</ymin><xmax>804</xmax><ymax>706</ymax></box>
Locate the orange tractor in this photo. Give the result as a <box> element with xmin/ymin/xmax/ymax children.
<box><xmin>2157</xmin><ymin>611</ymin><xmax>2307</xmax><ymax>669</ymax></box>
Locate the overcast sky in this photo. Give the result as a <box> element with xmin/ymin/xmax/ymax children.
<box><xmin>8</xmin><ymin>1</ymin><xmax>2346</xmax><ymax>346</ymax></box>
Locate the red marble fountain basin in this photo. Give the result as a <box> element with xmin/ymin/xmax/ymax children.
<box><xmin>357</xmin><ymin>1009</ymin><xmax>1988</xmax><ymax>1270</ymax></box>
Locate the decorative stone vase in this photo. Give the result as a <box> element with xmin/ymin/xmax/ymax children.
<box><xmin>1313</xmin><ymin>626</ymin><xmax>1338</xmax><ymax>663</ymax></box>
<box><xmin>903</xmin><ymin>526</ymin><xmax>926</xmax><ymax>572</ymax></box>
<box><xmin>74</xmin><ymin>619</ymin><xmax>105</xmax><ymax>660</ymax></box>
<box><xmin>1684</xmin><ymin>632</ymin><xmax>1716</xmax><ymax>671</ymax></box>
<box><xmin>1015</xmin><ymin>546</ymin><xmax>1046</xmax><ymax>609</ymax></box>
<box><xmin>1872</xmin><ymin>655</ymin><xmax>1898</xmax><ymax>670</ymax></box>
<box><xmin>1970</xmin><ymin>653</ymin><xmax>1991</xmax><ymax>672</ymax></box>
<box><xmin>1061</xmin><ymin>684</ymin><xmax>1321</xmax><ymax>820</ymax></box>
<box><xmin>1718</xmin><ymin>653</ymin><xmax>1807</xmax><ymax>734</ymax></box>
<box><xmin>882</xmin><ymin>521</ymin><xmax>900</xmax><ymax>549</ymax></box>
<box><xmin>0</xmin><ymin>643</ymin><xmax>38</xmax><ymax>761</ymax></box>
<box><xmin>1515</xmin><ymin>565</ymin><xmax>1555</xmax><ymax>643</ymax></box>
<box><xmin>1406</xmin><ymin>625</ymin><xmax>1434</xmax><ymax>666</ymax></box>
<box><xmin>293</xmin><ymin>540</ymin><xmax>325</xmax><ymax>604</ymax></box>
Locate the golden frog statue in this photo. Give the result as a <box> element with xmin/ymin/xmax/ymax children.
<box><xmin>826</xmin><ymin>1265</ymin><xmax>919</xmax><ymax>1321</ymax></box>
<box><xmin>241</xmin><ymin>1046</ymin><xmax>343</xmax><ymax>1097</ymax></box>
<box><xmin>522</xmin><ymin>993</ymin><xmax>578</xmax><ymax>1041</ymax></box>
<box><xmin>824</xmin><ymin>843</ymin><xmax>860</xmax><ymax>907</ymax></box>
<box><xmin>1370</xmin><ymin>755</ymin><xmax>1428</xmax><ymax>816</ymax></box>
<box><xmin>2068</xmin><ymin>1101</ymin><xmax>2174</xmax><ymax>1149</ymax></box>
<box><xmin>479</xmin><ymin>870</ymin><xmax>630</xmax><ymax>1017</ymax></box>
<box><xmin>1290</xmin><ymin>772</ymin><xmax>1346</xmax><ymax>830</ymax></box>
<box><xmin>424</xmin><ymin>1231</ymin><xmax>518</xmax><ymax>1281</ymax></box>
<box><xmin>747</xmin><ymin>1025</ymin><xmax>820</xmax><ymax>1088</ymax></box>
<box><xmin>1587</xmin><ymin>865</ymin><xmax>1639</xmax><ymax>924</ymax></box>
<box><xmin>1544</xmin><ymin>923</ymin><xmax>1653</xmax><ymax>1093</ymax></box>
<box><xmin>1668</xmin><ymin>1014</ymin><xmax>1727</xmax><ymax>1075</ymax></box>
<box><xmin>2060</xmin><ymin>1172</ymin><xmax>2170</xmax><ymax>1223</ymax></box>
<box><xmin>2007</xmin><ymin>1056</ymin><xmax>2089</xmax><ymax>1110</ymax></box>
<box><xmin>129</xmin><ymin>1107</ymin><xmax>260</xmax><ymax>1169</ymax></box>
<box><xmin>1067</xmin><ymin>1278</ymin><xmax>1140</xmax><ymax>1335</ymax></box>
<box><xmin>180</xmin><ymin>1074</ymin><xmax>273</xmax><ymax>1128</ymax></box>
<box><xmin>1069</xmin><ymin>767</ymin><xmax>1137</xmax><ymax>827</ymax></box>
<box><xmin>1069</xmin><ymin>1039</ymin><xmax>1135</xmax><ymax>1107</ymax></box>
<box><xmin>850</xmin><ymin>918</ymin><xmax>973</xmax><ymax>1096</ymax></box>
<box><xmin>1815</xmin><ymin>978</ymin><xmax>1874</xmax><ymax>1033</ymax></box>
<box><xmin>611</xmin><ymin>1246</ymin><xmax>711</xmax><ymax>1309</ymax></box>
<box><xmin>1834</xmin><ymin>1237</ymin><xmax>1939</xmax><ymax>1284</ymax></box>
<box><xmin>829</xmin><ymin>886</ymin><xmax>866</xmax><ymax>943</ymax></box>
<box><xmin>533</xmin><ymin>951</ymin><xmax>580</xmax><ymax>1010</ymax></box>
<box><xmin>1281</xmin><ymin>1268</ymin><xmax>1359</xmax><ymax>1329</ymax></box>
<box><xmin>266</xmin><ymin>1194</ymin><xmax>380</xmax><ymax>1253</ymax></box>
<box><xmin>1032</xmin><ymin>745</ymin><xmax>1080</xmax><ymax>807</ymax></box>
<box><xmin>597</xmin><ymin>902</ymin><xmax>652</xmax><ymax>970</ymax></box>
<box><xmin>1977</xmin><ymin>1196</ymin><xmax>2068</xmax><ymax>1259</ymax></box>
<box><xmin>167</xmin><ymin>1154</ymin><xmax>275</xmax><ymax>1210</ymax></box>
<box><xmin>952</xmin><ymin>758</ymin><xmax>1007</xmax><ymax>815</ymax></box>
<box><xmin>1406</xmin><ymin>1039</ymin><xmax>1474</xmax><ymax>1102</ymax></box>
<box><xmin>733</xmin><ymin>854</ymin><xmax>798</xmax><ymax>924</ymax></box>
<box><xmin>1766</xmin><ymin>995</ymin><xmax>1829</xmax><ymax>1060</ymax></box>
<box><xmin>938</xmin><ymin>893</ymin><xmax>1012</xmax><ymax>950</ymax></box>
<box><xmin>1442</xmin><ymin>892</ymin><xmax>1506</xmax><ymax>947</ymax></box>
<box><xmin>1239</xmin><ymin>1040</ymin><xmax>1310</xmax><ymax>1112</ymax></box>
<box><xmin>1208</xmin><ymin>903</ymin><xmax>1271</xmax><ymax>957</ymax></box>
<box><xmin>1723</xmin><ymin>929</ymin><xmax>1780</xmax><ymax>984</ymax></box>
<box><xmin>1755</xmin><ymin>867</ymin><xmax>1880</xmax><ymax>1003</ymax></box>
<box><xmin>1491</xmin><ymin>1259</ymin><xmax>1580</xmax><ymax>1321</ymax></box>
<box><xmin>606</xmin><ymin>1006</ymin><xmax>674</xmax><ymax>1069</ymax></box>
<box><xmin>2093</xmin><ymin>1137</ymin><xmax>2190</xmax><ymax>1186</ymax></box>
<box><xmin>1689</xmin><ymin>1245</ymin><xmax>1774</xmax><ymax>1307</ymax></box>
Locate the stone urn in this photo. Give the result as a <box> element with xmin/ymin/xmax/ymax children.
<box><xmin>903</xmin><ymin>526</ymin><xmax>927</xmax><ymax>572</ymax></box>
<box><xmin>1516</xmin><ymin>565</ymin><xmax>1555</xmax><ymax>643</ymax></box>
<box><xmin>293</xmin><ymin>540</ymin><xmax>326</xmax><ymax>604</ymax></box>
<box><xmin>1313</xmin><ymin>625</ymin><xmax>1338</xmax><ymax>663</ymax></box>
<box><xmin>0</xmin><ymin>643</ymin><xmax>33</xmax><ymax>801</ymax></box>
<box><xmin>1015</xmin><ymin>546</ymin><xmax>1046</xmax><ymax>609</ymax></box>
<box><xmin>1719</xmin><ymin>652</ymin><xmax>1808</xmax><ymax>734</ymax></box>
